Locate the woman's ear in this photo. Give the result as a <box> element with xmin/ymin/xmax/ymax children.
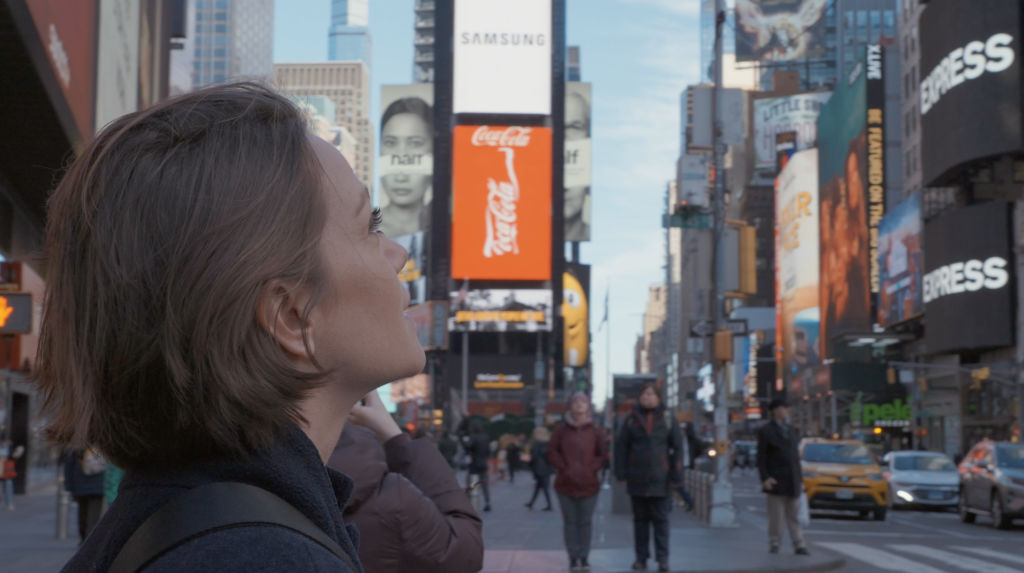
<box><xmin>258</xmin><ymin>280</ymin><xmax>315</xmax><ymax>360</ymax></box>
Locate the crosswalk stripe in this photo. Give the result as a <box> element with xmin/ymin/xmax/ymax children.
<box><xmin>889</xmin><ymin>544</ymin><xmax>1022</xmax><ymax>573</ymax></box>
<box><xmin>815</xmin><ymin>542</ymin><xmax>949</xmax><ymax>573</ymax></box>
<box><xmin>952</xmin><ymin>546</ymin><xmax>1024</xmax><ymax>566</ymax></box>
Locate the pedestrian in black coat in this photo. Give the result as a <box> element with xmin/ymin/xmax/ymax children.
<box><xmin>63</xmin><ymin>449</ymin><xmax>106</xmax><ymax>542</ymax></box>
<box><xmin>614</xmin><ymin>383</ymin><xmax>681</xmax><ymax>573</ymax></box>
<box><xmin>524</xmin><ymin>426</ymin><xmax>554</xmax><ymax>511</ymax></box>
<box><xmin>756</xmin><ymin>399</ymin><xmax>808</xmax><ymax>555</ymax></box>
<box><xmin>506</xmin><ymin>440</ymin><xmax>521</xmax><ymax>483</ymax></box>
<box><xmin>466</xmin><ymin>420</ymin><xmax>492</xmax><ymax>512</ymax></box>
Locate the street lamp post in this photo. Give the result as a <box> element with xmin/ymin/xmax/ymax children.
<box><xmin>708</xmin><ymin>0</ymin><xmax>737</xmax><ymax>527</ymax></box>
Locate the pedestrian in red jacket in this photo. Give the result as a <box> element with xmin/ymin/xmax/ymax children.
<box><xmin>548</xmin><ymin>392</ymin><xmax>609</xmax><ymax>572</ymax></box>
<box><xmin>328</xmin><ymin>391</ymin><xmax>483</xmax><ymax>573</ymax></box>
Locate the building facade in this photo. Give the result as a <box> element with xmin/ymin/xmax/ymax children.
<box><xmin>274</xmin><ymin>62</ymin><xmax>374</xmax><ymax>187</ymax></box>
<box><xmin>329</xmin><ymin>0</ymin><xmax>370</xmax><ymax>63</ymax></box>
<box><xmin>413</xmin><ymin>0</ymin><xmax>435</xmax><ymax>83</ymax></box>
<box><xmin>192</xmin><ymin>0</ymin><xmax>274</xmax><ymax>87</ymax></box>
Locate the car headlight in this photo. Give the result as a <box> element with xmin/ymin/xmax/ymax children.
<box><xmin>867</xmin><ymin>474</ymin><xmax>884</xmax><ymax>481</ymax></box>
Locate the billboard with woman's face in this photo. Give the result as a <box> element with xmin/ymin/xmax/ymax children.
<box><xmin>379</xmin><ymin>84</ymin><xmax>434</xmax><ymax>239</ymax></box>
<box><xmin>565</xmin><ymin>82</ymin><xmax>591</xmax><ymax>242</ymax></box>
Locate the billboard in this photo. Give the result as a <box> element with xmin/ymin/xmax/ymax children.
<box><xmin>449</xmin><ymin>288</ymin><xmax>552</xmax><ymax>332</ymax></box>
<box><xmin>25</xmin><ymin>0</ymin><xmax>98</xmax><ymax>139</ymax></box>
<box><xmin>453</xmin><ymin>0</ymin><xmax>552</xmax><ymax>115</ymax></box>
<box><xmin>818</xmin><ymin>56</ymin><xmax>871</xmax><ymax>359</ymax></box>
<box><xmin>735</xmin><ymin>0</ymin><xmax>829</xmax><ymax>63</ymax></box>
<box><xmin>565</xmin><ymin>82</ymin><xmax>591</xmax><ymax>242</ymax></box>
<box><xmin>394</xmin><ymin>231</ymin><xmax>427</xmax><ymax>306</ymax></box>
<box><xmin>379</xmin><ymin>84</ymin><xmax>434</xmax><ymax>238</ymax></box>
<box><xmin>753</xmin><ymin>92</ymin><xmax>832</xmax><ymax>173</ymax></box>
<box><xmin>563</xmin><ymin>266</ymin><xmax>589</xmax><ymax>367</ymax></box>
<box><xmin>877</xmin><ymin>194</ymin><xmax>923</xmax><ymax>327</ymax></box>
<box><xmin>919</xmin><ymin>0</ymin><xmax>1022</xmax><ymax>186</ymax></box>
<box><xmin>775</xmin><ymin>148</ymin><xmax>820</xmax><ymax>387</ymax></box>
<box><xmin>452</xmin><ymin>354</ymin><xmax>537</xmax><ymax>393</ymax></box>
<box><xmin>451</xmin><ymin>125</ymin><xmax>552</xmax><ymax>280</ymax></box>
<box><xmin>679</xmin><ymin>153</ymin><xmax>709</xmax><ymax>207</ymax></box>
<box><xmin>923</xmin><ymin>202</ymin><xmax>1013</xmax><ymax>353</ymax></box>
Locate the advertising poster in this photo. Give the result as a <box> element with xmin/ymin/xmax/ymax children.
<box><xmin>818</xmin><ymin>59</ymin><xmax>870</xmax><ymax>359</ymax></box>
<box><xmin>775</xmin><ymin>148</ymin><xmax>820</xmax><ymax>393</ymax></box>
<box><xmin>451</xmin><ymin>125</ymin><xmax>552</xmax><ymax>280</ymax></box>
<box><xmin>679</xmin><ymin>153</ymin><xmax>709</xmax><ymax>207</ymax></box>
<box><xmin>449</xmin><ymin>288</ymin><xmax>553</xmax><ymax>332</ymax></box>
<box><xmin>565</xmin><ymin>82</ymin><xmax>591</xmax><ymax>242</ymax></box>
<box><xmin>563</xmin><ymin>264</ymin><xmax>590</xmax><ymax>367</ymax></box>
<box><xmin>453</xmin><ymin>0</ymin><xmax>552</xmax><ymax>115</ymax></box>
<box><xmin>919</xmin><ymin>0</ymin><xmax>1022</xmax><ymax>186</ymax></box>
<box><xmin>877</xmin><ymin>194</ymin><xmax>923</xmax><ymax>327</ymax></box>
<box><xmin>754</xmin><ymin>92</ymin><xmax>832</xmax><ymax>173</ymax></box>
<box><xmin>735</xmin><ymin>0</ymin><xmax>829</xmax><ymax>63</ymax></box>
<box><xmin>379</xmin><ymin>84</ymin><xmax>434</xmax><ymax>239</ymax></box>
<box><xmin>923</xmin><ymin>201</ymin><xmax>1013</xmax><ymax>353</ymax></box>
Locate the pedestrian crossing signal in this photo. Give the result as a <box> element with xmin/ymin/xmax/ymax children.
<box><xmin>0</xmin><ymin>293</ymin><xmax>31</xmax><ymax>334</ymax></box>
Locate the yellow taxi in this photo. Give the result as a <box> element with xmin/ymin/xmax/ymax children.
<box><xmin>800</xmin><ymin>438</ymin><xmax>889</xmax><ymax>520</ymax></box>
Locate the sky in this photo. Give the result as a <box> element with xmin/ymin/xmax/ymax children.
<box><xmin>273</xmin><ymin>0</ymin><xmax>703</xmax><ymax>408</ymax></box>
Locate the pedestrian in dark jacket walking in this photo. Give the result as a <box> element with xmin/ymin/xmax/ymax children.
<box><xmin>438</xmin><ymin>432</ymin><xmax>459</xmax><ymax>469</ymax></box>
<box><xmin>615</xmin><ymin>383</ymin><xmax>682</xmax><ymax>572</ymax></box>
<box><xmin>328</xmin><ymin>392</ymin><xmax>483</xmax><ymax>573</ymax></box>
<box><xmin>524</xmin><ymin>426</ymin><xmax>554</xmax><ymax>510</ymax></box>
<box><xmin>63</xmin><ymin>449</ymin><xmax>106</xmax><ymax>542</ymax></box>
<box><xmin>506</xmin><ymin>438</ymin><xmax>521</xmax><ymax>483</ymax></box>
<box><xmin>466</xmin><ymin>419</ymin><xmax>493</xmax><ymax>512</ymax></box>
<box><xmin>38</xmin><ymin>83</ymin><xmax>427</xmax><ymax>572</ymax></box>
<box><xmin>549</xmin><ymin>392</ymin><xmax>609</xmax><ymax>571</ymax></box>
<box><xmin>757</xmin><ymin>399</ymin><xmax>809</xmax><ymax>556</ymax></box>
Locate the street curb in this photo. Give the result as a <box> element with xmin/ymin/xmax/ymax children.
<box><xmin>607</xmin><ymin>557</ymin><xmax>846</xmax><ymax>573</ymax></box>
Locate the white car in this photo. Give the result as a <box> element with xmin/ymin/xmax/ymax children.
<box><xmin>883</xmin><ymin>451</ymin><xmax>959</xmax><ymax>509</ymax></box>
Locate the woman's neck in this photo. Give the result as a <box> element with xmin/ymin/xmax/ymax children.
<box><xmin>297</xmin><ymin>384</ymin><xmax>359</xmax><ymax>463</ymax></box>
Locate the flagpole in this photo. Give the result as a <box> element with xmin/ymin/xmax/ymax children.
<box><xmin>605</xmin><ymin>287</ymin><xmax>611</xmax><ymax>427</ymax></box>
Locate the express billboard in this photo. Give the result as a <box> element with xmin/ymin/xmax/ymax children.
<box><xmin>379</xmin><ymin>84</ymin><xmax>434</xmax><ymax>238</ymax></box>
<box><xmin>877</xmin><ymin>194</ymin><xmax>923</xmax><ymax>327</ymax></box>
<box><xmin>565</xmin><ymin>82</ymin><xmax>591</xmax><ymax>242</ymax></box>
<box><xmin>735</xmin><ymin>0</ymin><xmax>829</xmax><ymax>63</ymax></box>
<box><xmin>453</xmin><ymin>0</ymin><xmax>552</xmax><ymax>115</ymax></box>
<box><xmin>753</xmin><ymin>92</ymin><xmax>832</xmax><ymax>174</ymax></box>
<box><xmin>451</xmin><ymin>125</ymin><xmax>552</xmax><ymax>280</ymax></box>
<box><xmin>923</xmin><ymin>202</ymin><xmax>1013</xmax><ymax>353</ymax></box>
<box><xmin>449</xmin><ymin>288</ymin><xmax>552</xmax><ymax>332</ymax></box>
<box><xmin>775</xmin><ymin>148</ymin><xmax>820</xmax><ymax>388</ymax></box>
<box><xmin>919</xmin><ymin>0</ymin><xmax>1022</xmax><ymax>186</ymax></box>
<box><xmin>817</xmin><ymin>56</ymin><xmax>872</xmax><ymax>359</ymax></box>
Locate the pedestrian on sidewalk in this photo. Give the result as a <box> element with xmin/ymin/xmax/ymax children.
<box><xmin>328</xmin><ymin>391</ymin><xmax>483</xmax><ymax>573</ymax></box>
<box><xmin>62</xmin><ymin>448</ymin><xmax>106</xmax><ymax>543</ymax></box>
<box><xmin>674</xmin><ymin>421</ymin><xmax>703</xmax><ymax>510</ymax></box>
<box><xmin>0</xmin><ymin>439</ymin><xmax>23</xmax><ymax>510</ymax></box>
<box><xmin>36</xmin><ymin>83</ymin><xmax>426</xmax><ymax>572</ymax></box>
<box><xmin>524</xmin><ymin>426</ymin><xmax>553</xmax><ymax>511</ymax></box>
<box><xmin>757</xmin><ymin>399</ymin><xmax>809</xmax><ymax>556</ymax></box>
<box><xmin>438</xmin><ymin>432</ymin><xmax>459</xmax><ymax>469</ymax></box>
<box><xmin>615</xmin><ymin>382</ymin><xmax>682</xmax><ymax>572</ymax></box>
<box><xmin>548</xmin><ymin>392</ymin><xmax>608</xmax><ymax>571</ymax></box>
<box><xmin>466</xmin><ymin>419</ymin><xmax>492</xmax><ymax>512</ymax></box>
<box><xmin>506</xmin><ymin>436</ymin><xmax>521</xmax><ymax>483</ymax></box>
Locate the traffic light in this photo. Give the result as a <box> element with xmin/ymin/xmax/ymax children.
<box><xmin>432</xmin><ymin>409</ymin><xmax>444</xmax><ymax>428</ymax></box>
<box><xmin>714</xmin><ymin>330</ymin><xmax>733</xmax><ymax>363</ymax></box>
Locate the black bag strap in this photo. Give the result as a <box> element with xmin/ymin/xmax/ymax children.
<box><xmin>109</xmin><ymin>481</ymin><xmax>358</xmax><ymax>573</ymax></box>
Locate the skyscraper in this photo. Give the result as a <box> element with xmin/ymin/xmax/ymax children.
<box><xmin>274</xmin><ymin>62</ymin><xmax>374</xmax><ymax>187</ymax></box>
<box><xmin>328</xmin><ymin>0</ymin><xmax>371</xmax><ymax>63</ymax></box>
<box><xmin>567</xmin><ymin>46</ymin><xmax>581</xmax><ymax>82</ymax></box>
<box><xmin>191</xmin><ymin>0</ymin><xmax>274</xmax><ymax>87</ymax></box>
<box><xmin>413</xmin><ymin>0</ymin><xmax>435</xmax><ymax>82</ymax></box>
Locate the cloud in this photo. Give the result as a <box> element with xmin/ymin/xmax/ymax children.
<box><xmin>621</xmin><ymin>0</ymin><xmax>702</xmax><ymax>17</ymax></box>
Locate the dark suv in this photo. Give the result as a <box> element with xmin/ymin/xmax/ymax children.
<box><xmin>958</xmin><ymin>440</ymin><xmax>1024</xmax><ymax>529</ymax></box>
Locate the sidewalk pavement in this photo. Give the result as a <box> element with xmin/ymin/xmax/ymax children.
<box><xmin>478</xmin><ymin>469</ymin><xmax>846</xmax><ymax>573</ymax></box>
<box><xmin>1</xmin><ymin>471</ymin><xmax>845</xmax><ymax>573</ymax></box>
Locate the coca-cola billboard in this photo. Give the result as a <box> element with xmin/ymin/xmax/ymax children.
<box><xmin>451</xmin><ymin>125</ymin><xmax>552</xmax><ymax>280</ymax></box>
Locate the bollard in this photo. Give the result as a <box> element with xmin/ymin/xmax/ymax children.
<box><xmin>56</xmin><ymin>462</ymin><xmax>70</xmax><ymax>540</ymax></box>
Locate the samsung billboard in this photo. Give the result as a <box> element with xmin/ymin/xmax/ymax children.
<box><xmin>919</xmin><ymin>0</ymin><xmax>1022</xmax><ymax>186</ymax></box>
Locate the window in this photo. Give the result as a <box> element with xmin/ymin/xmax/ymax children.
<box><xmin>213</xmin><ymin>61</ymin><xmax>227</xmax><ymax>71</ymax></box>
<box><xmin>870</xmin><ymin>11</ymin><xmax>881</xmax><ymax>43</ymax></box>
<box><xmin>857</xmin><ymin>11</ymin><xmax>868</xmax><ymax>43</ymax></box>
<box><xmin>214</xmin><ymin>48</ymin><xmax>227</xmax><ymax>57</ymax></box>
<box><xmin>884</xmin><ymin>11</ymin><xmax>896</xmax><ymax>39</ymax></box>
<box><xmin>215</xmin><ymin>24</ymin><xmax>227</xmax><ymax>33</ymax></box>
<box><xmin>904</xmin><ymin>111</ymin><xmax>911</xmax><ymax>138</ymax></box>
<box><xmin>215</xmin><ymin>11</ymin><xmax>228</xmax><ymax>21</ymax></box>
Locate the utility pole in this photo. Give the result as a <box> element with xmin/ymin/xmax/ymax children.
<box><xmin>1016</xmin><ymin>202</ymin><xmax>1024</xmax><ymax>443</ymax></box>
<box><xmin>709</xmin><ymin>0</ymin><xmax>737</xmax><ymax>527</ymax></box>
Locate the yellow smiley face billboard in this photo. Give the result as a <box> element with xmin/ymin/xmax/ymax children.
<box><xmin>563</xmin><ymin>272</ymin><xmax>588</xmax><ymax>367</ymax></box>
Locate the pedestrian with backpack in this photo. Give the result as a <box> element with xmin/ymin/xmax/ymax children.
<box><xmin>615</xmin><ymin>383</ymin><xmax>683</xmax><ymax>572</ymax></box>
<box><xmin>36</xmin><ymin>83</ymin><xmax>425</xmax><ymax>572</ymax></box>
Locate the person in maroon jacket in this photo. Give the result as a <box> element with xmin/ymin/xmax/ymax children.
<box><xmin>548</xmin><ymin>392</ymin><xmax>609</xmax><ymax>572</ymax></box>
<box><xmin>328</xmin><ymin>391</ymin><xmax>483</xmax><ymax>573</ymax></box>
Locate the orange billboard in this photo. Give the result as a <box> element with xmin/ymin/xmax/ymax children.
<box><xmin>451</xmin><ymin>125</ymin><xmax>552</xmax><ymax>280</ymax></box>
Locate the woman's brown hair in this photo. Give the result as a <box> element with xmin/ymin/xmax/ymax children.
<box><xmin>35</xmin><ymin>83</ymin><xmax>329</xmax><ymax>469</ymax></box>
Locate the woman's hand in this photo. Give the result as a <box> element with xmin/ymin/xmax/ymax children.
<box><xmin>349</xmin><ymin>390</ymin><xmax>403</xmax><ymax>442</ymax></box>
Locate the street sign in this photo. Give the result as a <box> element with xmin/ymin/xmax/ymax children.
<box><xmin>662</xmin><ymin>212</ymin><xmax>712</xmax><ymax>229</ymax></box>
<box><xmin>689</xmin><ymin>319</ymin><xmax>715</xmax><ymax>338</ymax></box>
<box><xmin>725</xmin><ymin>319</ymin><xmax>748</xmax><ymax>336</ymax></box>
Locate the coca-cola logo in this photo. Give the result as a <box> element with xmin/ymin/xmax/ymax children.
<box><xmin>472</xmin><ymin>126</ymin><xmax>533</xmax><ymax>148</ymax></box>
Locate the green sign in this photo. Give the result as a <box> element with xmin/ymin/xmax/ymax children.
<box><xmin>852</xmin><ymin>395</ymin><xmax>911</xmax><ymax>427</ymax></box>
<box><xmin>662</xmin><ymin>212</ymin><xmax>712</xmax><ymax>229</ymax></box>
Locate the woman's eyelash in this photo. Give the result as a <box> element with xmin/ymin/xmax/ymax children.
<box><xmin>370</xmin><ymin>207</ymin><xmax>383</xmax><ymax>233</ymax></box>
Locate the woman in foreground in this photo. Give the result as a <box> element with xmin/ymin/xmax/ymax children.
<box><xmin>37</xmin><ymin>83</ymin><xmax>425</xmax><ymax>572</ymax></box>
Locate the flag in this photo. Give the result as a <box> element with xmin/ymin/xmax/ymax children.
<box><xmin>597</xmin><ymin>288</ymin><xmax>609</xmax><ymax>331</ymax></box>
